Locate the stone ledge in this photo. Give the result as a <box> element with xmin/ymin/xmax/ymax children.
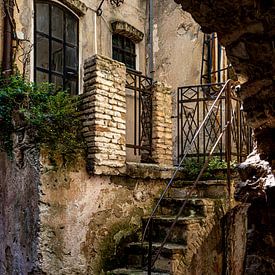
<box><xmin>124</xmin><ymin>162</ymin><xmax>235</xmax><ymax>182</ymax></box>
<box><xmin>125</xmin><ymin>162</ymin><xmax>183</xmax><ymax>179</ymax></box>
<box><xmin>111</xmin><ymin>21</ymin><xmax>144</xmax><ymax>43</ymax></box>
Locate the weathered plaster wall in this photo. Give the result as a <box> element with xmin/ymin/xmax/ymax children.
<box><xmin>12</xmin><ymin>0</ymin><xmax>148</xmax><ymax>85</ymax></box>
<box><xmin>153</xmin><ymin>1</ymin><xmax>203</xmax><ymax>88</ymax></box>
<box><xmin>187</xmin><ymin>204</ymin><xmax>248</xmax><ymax>275</ymax></box>
<box><xmin>152</xmin><ymin>1</ymin><xmax>204</xmax><ymax>163</ymax></box>
<box><xmin>39</xmin><ymin>153</ymin><xmax>166</xmax><ymax>274</ymax></box>
<box><xmin>0</xmin><ymin>139</ymin><xmax>40</xmax><ymax>273</ymax></box>
<box><xmin>0</xmin><ymin>6</ymin><xmax>3</xmax><ymax>65</ymax></box>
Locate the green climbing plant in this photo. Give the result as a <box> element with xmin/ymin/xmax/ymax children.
<box><xmin>0</xmin><ymin>74</ymin><xmax>84</xmax><ymax>162</ymax></box>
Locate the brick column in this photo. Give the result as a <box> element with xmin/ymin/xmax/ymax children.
<box><xmin>151</xmin><ymin>82</ymin><xmax>173</xmax><ymax>166</ymax></box>
<box><xmin>81</xmin><ymin>55</ymin><xmax>126</xmax><ymax>175</ymax></box>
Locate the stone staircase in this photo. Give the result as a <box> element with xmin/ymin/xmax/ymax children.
<box><xmin>108</xmin><ymin>180</ymin><xmax>228</xmax><ymax>275</ymax></box>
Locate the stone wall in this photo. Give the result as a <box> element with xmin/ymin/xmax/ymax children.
<box><xmin>82</xmin><ymin>55</ymin><xmax>127</xmax><ymax>175</ymax></box>
<box><xmin>186</xmin><ymin>204</ymin><xmax>249</xmax><ymax>275</ymax></box>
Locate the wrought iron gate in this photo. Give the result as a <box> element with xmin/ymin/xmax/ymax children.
<box><xmin>125</xmin><ymin>69</ymin><xmax>153</xmax><ymax>160</ymax></box>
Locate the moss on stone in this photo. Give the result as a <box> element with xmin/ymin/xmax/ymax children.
<box><xmin>95</xmin><ymin>220</ymin><xmax>141</xmax><ymax>274</ymax></box>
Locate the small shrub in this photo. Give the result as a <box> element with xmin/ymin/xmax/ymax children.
<box><xmin>182</xmin><ymin>157</ymin><xmax>228</xmax><ymax>180</ymax></box>
<box><xmin>0</xmin><ymin>75</ymin><xmax>84</xmax><ymax>163</ymax></box>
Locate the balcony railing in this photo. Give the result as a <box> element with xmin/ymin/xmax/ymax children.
<box><xmin>125</xmin><ymin>69</ymin><xmax>153</xmax><ymax>161</ymax></box>
<box><xmin>177</xmin><ymin>82</ymin><xmax>252</xmax><ymax>164</ymax></box>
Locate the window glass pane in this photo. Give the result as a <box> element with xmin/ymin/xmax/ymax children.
<box><xmin>125</xmin><ymin>54</ymin><xmax>135</xmax><ymax>69</ymax></box>
<box><xmin>36</xmin><ymin>70</ymin><xmax>49</xmax><ymax>83</ymax></box>
<box><xmin>113</xmin><ymin>49</ymin><xmax>123</xmax><ymax>63</ymax></box>
<box><xmin>66</xmin><ymin>14</ymin><xmax>77</xmax><ymax>45</ymax></box>
<box><xmin>65</xmin><ymin>79</ymin><xmax>77</xmax><ymax>95</ymax></box>
<box><xmin>112</xmin><ymin>35</ymin><xmax>119</xmax><ymax>47</ymax></box>
<box><xmin>52</xmin><ymin>74</ymin><xmax>63</xmax><ymax>90</ymax></box>
<box><xmin>125</xmin><ymin>39</ymin><xmax>135</xmax><ymax>53</ymax></box>
<box><xmin>51</xmin><ymin>41</ymin><xmax>63</xmax><ymax>73</ymax></box>
<box><xmin>36</xmin><ymin>34</ymin><xmax>49</xmax><ymax>69</ymax></box>
<box><xmin>113</xmin><ymin>34</ymin><xmax>123</xmax><ymax>48</ymax></box>
<box><xmin>65</xmin><ymin>46</ymin><xmax>77</xmax><ymax>69</ymax></box>
<box><xmin>36</xmin><ymin>3</ymin><xmax>49</xmax><ymax>34</ymax></box>
<box><xmin>52</xmin><ymin>6</ymin><xmax>63</xmax><ymax>40</ymax></box>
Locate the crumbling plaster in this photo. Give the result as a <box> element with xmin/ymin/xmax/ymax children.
<box><xmin>153</xmin><ymin>1</ymin><xmax>203</xmax><ymax>88</ymax></box>
<box><xmin>0</xmin><ymin>150</ymin><xmax>40</xmax><ymax>274</ymax></box>
<box><xmin>152</xmin><ymin>1</ymin><xmax>205</xmax><ymax>162</ymax></box>
<box><xmin>39</xmin><ymin>153</ymin><xmax>167</xmax><ymax>274</ymax></box>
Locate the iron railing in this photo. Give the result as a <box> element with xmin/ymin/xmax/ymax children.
<box><xmin>125</xmin><ymin>69</ymin><xmax>153</xmax><ymax>160</ymax></box>
<box><xmin>177</xmin><ymin>82</ymin><xmax>252</xmax><ymax>164</ymax></box>
<box><xmin>142</xmin><ymin>80</ymin><xmax>252</xmax><ymax>274</ymax></box>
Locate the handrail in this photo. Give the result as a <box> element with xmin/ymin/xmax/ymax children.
<box><xmin>142</xmin><ymin>79</ymin><xmax>232</xmax><ymax>243</ymax></box>
<box><xmin>143</xmin><ymin>79</ymin><xmax>233</xmax><ymax>274</ymax></box>
<box><xmin>151</xmin><ymin>120</ymin><xmax>231</xmax><ymax>268</ymax></box>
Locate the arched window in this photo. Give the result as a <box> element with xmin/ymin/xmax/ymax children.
<box><xmin>34</xmin><ymin>1</ymin><xmax>79</xmax><ymax>95</ymax></box>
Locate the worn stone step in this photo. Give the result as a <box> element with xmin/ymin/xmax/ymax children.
<box><xmin>156</xmin><ymin>197</ymin><xmax>208</xmax><ymax>217</ymax></box>
<box><xmin>126</xmin><ymin>242</ymin><xmax>187</xmax><ymax>269</ymax></box>
<box><xmin>167</xmin><ymin>180</ymin><xmax>227</xmax><ymax>199</ymax></box>
<box><xmin>142</xmin><ymin>216</ymin><xmax>204</xmax><ymax>244</ymax></box>
<box><xmin>107</xmin><ymin>268</ymin><xmax>169</xmax><ymax>275</ymax></box>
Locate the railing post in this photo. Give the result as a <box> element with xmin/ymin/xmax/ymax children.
<box><xmin>224</xmin><ymin>81</ymin><xmax>233</xmax><ymax>275</ymax></box>
<box><xmin>225</xmin><ymin>82</ymin><xmax>232</xmax><ymax>203</ymax></box>
<box><xmin>148</xmin><ymin>220</ymin><xmax>153</xmax><ymax>275</ymax></box>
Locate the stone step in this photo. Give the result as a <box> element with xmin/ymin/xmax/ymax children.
<box><xmin>167</xmin><ymin>180</ymin><xmax>227</xmax><ymax>199</ymax></box>
<box><xmin>156</xmin><ymin>197</ymin><xmax>208</xmax><ymax>217</ymax></box>
<box><xmin>142</xmin><ymin>216</ymin><xmax>204</xmax><ymax>244</ymax></box>
<box><xmin>126</xmin><ymin>242</ymin><xmax>187</xmax><ymax>271</ymax></box>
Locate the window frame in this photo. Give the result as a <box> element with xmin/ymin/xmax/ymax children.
<box><xmin>34</xmin><ymin>1</ymin><xmax>79</xmax><ymax>95</ymax></box>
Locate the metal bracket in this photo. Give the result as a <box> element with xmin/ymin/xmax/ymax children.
<box><xmin>96</xmin><ymin>0</ymin><xmax>105</xmax><ymax>16</ymax></box>
<box><xmin>96</xmin><ymin>0</ymin><xmax>124</xmax><ymax>16</ymax></box>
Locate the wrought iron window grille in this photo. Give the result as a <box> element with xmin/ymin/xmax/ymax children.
<box><xmin>96</xmin><ymin>0</ymin><xmax>124</xmax><ymax>16</ymax></box>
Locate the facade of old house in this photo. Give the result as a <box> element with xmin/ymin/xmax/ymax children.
<box><xmin>0</xmin><ymin>0</ymin><xmax>252</xmax><ymax>274</ymax></box>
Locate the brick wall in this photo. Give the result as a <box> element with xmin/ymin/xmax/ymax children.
<box><xmin>151</xmin><ymin>82</ymin><xmax>173</xmax><ymax>166</ymax></box>
<box><xmin>81</xmin><ymin>55</ymin><xmax>126</xmax><ymax>175</ymax></box>
<box><xmin>81</xmin><ymin>54</ymin><xmax>173</xmax><ymax>175</ymax></box>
